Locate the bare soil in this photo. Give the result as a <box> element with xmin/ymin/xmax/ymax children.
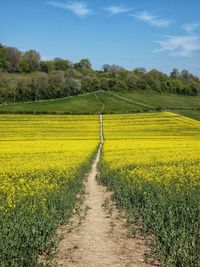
<box><xmin>52</xmin><ymin>145</ymin><xmax>158</xmax><ymax>267</ymax></box>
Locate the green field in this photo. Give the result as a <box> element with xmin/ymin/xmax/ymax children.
<box><xmin>0</xmin><ymin>90</ymin><xmax>200</xmax><ymax>120</ymax></box>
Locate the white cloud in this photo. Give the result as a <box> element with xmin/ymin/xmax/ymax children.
<box><xmin>156</xmin><ymin>35</ymin><xmax>200</xmax><ymax>57</ymax></box>
<box><xmin>105</xmin><ymin>5</ymin><xmax>131</xmax><ymax>15</ymax></box>
<box><xmin>47</xmin><ymin>1</ymin><xmax>92</xmax><ymax>17</ymax></box>
<box><xmin>132</xmin><ymin>11</ymin><xmax>171</xmax><ymax>28</ymax></box>
<box><xmin>187</xmin><ymin>63</ymin><xmax>200</xmax><ymax>68</ymax></box>
<box><xmin>183</xmin><ymin>23</ymin><xmax>200</xmax><ymax>33</ymax></box>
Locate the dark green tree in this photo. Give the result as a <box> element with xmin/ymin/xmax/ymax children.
<box><xmin>19</xmin><ymin>50</ymin><xmax>41</xmax><ymax>73</ymax></box>
<box><xmin>74</xmin><ymin>59</ymin><xmax>92</xmax><ymax>72</ymax></box>
<box><xmin>0</xmin><ymin>44</ymin><xmax>8</xmax><ymax>70</ymax></box>
<box><xmin>170</xmin><ymin>68</ymin><xmax>179</xmax><ymax>79</ymax></box>
<box><xmin>40</xmin><ymin>60</ymin><xmax>54</xmax><ymax>73</ymax></box>
<box><xmin>54</xmin><ymin>58</ymin><xmax>71</xmax><ymax>71</ymax></box>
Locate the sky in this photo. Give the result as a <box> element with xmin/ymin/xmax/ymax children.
<box><xmin>1</xmin><ymin>0</ymin><xmax>200</xmax><ymax>75</ymax></box>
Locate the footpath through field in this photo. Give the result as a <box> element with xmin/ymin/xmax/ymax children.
<box><xmin>52</xmin><ymin>115</ymin><xmax>156</xmax><ymax>267</ymax></box>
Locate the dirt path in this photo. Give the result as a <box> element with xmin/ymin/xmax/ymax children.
<box><xmin>94</xmin><ymin>93</ymin><xmax>105</xmax><ymax>113</ymax></box>
<box><xmin>52</xmin><ymin>143</ymin><xmax>157</xmax><ymax>267</ymax></box>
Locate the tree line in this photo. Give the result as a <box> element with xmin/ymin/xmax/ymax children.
<box><xmin>0</xmin><ymin>43</ymin><xmax>200</xmax><ymax>103</ymax></box>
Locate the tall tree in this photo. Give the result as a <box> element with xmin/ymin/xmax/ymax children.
<box><xmin>40</xmin><ymin>60</ymin><xmax>54</xmax><ymax>73</ymax></box>
<box><xmin>134</xmin><ymin>67</ymin><xmax>147</xmax><ymax>76</ymax></box>
<box><xmin>102</xmin><ymin>64</ymin><xmax>111</xmax><ymax>72</ymax></box>
<box><xmin>180</xmin><ymin>69</ymin><xmax>190</xmax><ymax>81</ymax></box>
<box><xmin>5</xmin><ymin>46</ymin><xmax>22</xmax><ymax>72</ymax></box>
<box><xmin>19</xmin><ymin>50</ymin><xmax>41</xmax><ymax>73</ymax></box>
<box><xmin>54</xmin><ymin>58</ymin><xmax>71</xmax><ymax>71</ymax></box>
<box><xmin>74</xmin><ymin>59</ymin><xmax>92</xmax><ymax>71</ymax></box>
<box><xmin>0</xmin><ymin>44</ymin><xmax>8</xmax><ymax>70</ymax></box>
<box><xmin>170</xmin><ymin>68</ymin><xmax>179</xmax><ymax>78</ymax></box>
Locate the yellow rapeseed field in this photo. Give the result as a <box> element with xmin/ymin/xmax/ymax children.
<box><xmin>0</xmin><ymin>115</ymin><xmax>99</xmax><ymax>266</ymax></box>
<box><xmin>100</xmin><ymin>112</ymin><xmax>200</xmax><ymax>267</ymax></box>
<box><xmin>1</xmin><ymin>112</ymin><xmax>200</xmax><ymax>266</ymax></box>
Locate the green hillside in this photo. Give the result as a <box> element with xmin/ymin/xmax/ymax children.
<box><xmin>0</xmin><ymin>90</ymin><xmax>200</xmax><ymax>120</ymax></box>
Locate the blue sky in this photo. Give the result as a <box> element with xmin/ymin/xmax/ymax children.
<box><xmin>1</xmin><ymin>0</ymin><xmax>200</xmax><ymax>75</ymax></box>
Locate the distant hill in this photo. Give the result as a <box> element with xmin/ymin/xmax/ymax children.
<box><xmin>0</xmin><ymin>90</ymin><xmax>200</xmax><ymax>121</ymax></box>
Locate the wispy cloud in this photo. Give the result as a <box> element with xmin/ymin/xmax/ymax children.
<box><xmin>156</xmin><ymin>35</ymin><xmax>200</xmax><ymax>57</ymax></box>
<box><xmin>105</xmin><ymin>5</ymin><xmax>131</xmax><ymax>15</ymax></box>
<box><xmin>47</xmin><ymin>1</ymin><xmax>92</xmax><ymax>17</ymax></box>
<box><xmin>186</xmin><ymin>63</ymin><xmax>200</xmax><ymax>68</ymax></box>
<box><xmin>132</xmin><ymin>11</ymin><xmax>171</xmax><ymax>28</ymax></box>
<box><xmin>183</xmin><ymin>23</ymin><xmax>200</xmax><ymax>33</ymax></box>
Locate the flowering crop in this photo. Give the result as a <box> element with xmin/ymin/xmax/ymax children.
<box><xmin>99</xmin><ymin>112</ymin><xmax>200</xmax><ymax>266</ymax></box>
<box><xmin>0</xmin><ymin>115</ymin><xmax>99</xmax><ymax>266</ymax></box>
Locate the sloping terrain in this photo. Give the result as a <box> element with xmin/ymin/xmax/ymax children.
<box><xmin>0</xmin><ymin>90</ymin><xmax>199</xmax><ymax>120</ymax></box>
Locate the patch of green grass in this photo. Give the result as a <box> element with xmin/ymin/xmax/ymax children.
<box><xmin>0</xmin><ymin>93</ymin><xmax>102</xmax><ymax>114</ymax></box>
<box><xmin>95</xmin><ymin>91</ymin><xmax>149</xmax><ymax>113</ymax></box>
<box><xmin>0</xmin><ymin>91</ymin><xmax>152</xmax><ymax>115</ymax></box>
<box><xmin>109</xmin><ymin>91</ymin><xmax>154</xmax><ymax>109</ymax></box>
<box><xmin>117</xmin><ymin>91</ymin><xmax>200</xmax><ymax>109</ymax></box>
<box><xmin>0</xmin><ymin>90</ymin><xmax>199</xmax><ymax>121</ymax></box>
